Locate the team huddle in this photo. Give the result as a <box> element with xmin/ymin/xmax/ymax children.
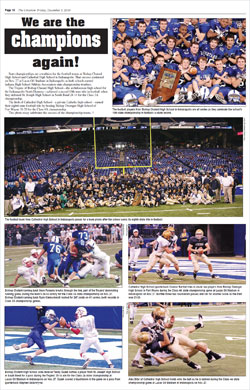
<box><xmin>113</xmin><ymin>18</ymin><xmax>246</xmax><ymax>105</ymax></box>
<box><xmin>12</xmin><ymin>306</ymin><xmax>114</xmax><ymax>368</ymax></box>
<box><xmin>9</xmin><ymin>228</ymin><xmax>120</xmax><ymax>288</ymax></box>
<box><xmin>130</xmin><ymin>226</ymin><xmax>218</xmax><ymax>282</ymax></box>
<box><xmin>130</xmin><ymin>306</ymin><xmax>225</xmax><ymax>370</ymax></box>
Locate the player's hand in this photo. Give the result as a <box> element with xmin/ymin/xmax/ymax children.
<box><xmin>65</xmin><ymin>322</ymin><xmax>71</xmax><ymax>329</ymax></box>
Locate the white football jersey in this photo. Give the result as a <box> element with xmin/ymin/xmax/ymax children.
<box><xmin>75</xmin><ymin>315</ymin><xmax>98</xmax><ymax>338</ymax></box>
<box><xmin>139</xmin><ymin>313</ymin><xmax>156</xmax><ymax>327</ymax></box>
<box><xmin>87</xmin><ymin>240</ymin><xmax>109</xmax><ymax>263</ymax></box>
<box><xmin>165</xmin><ymin>235</ymin><xmax>178</xmax><ymax>249</ymax></box>
<box><xmin>153</xmin><ymin>236</ymin><xmax>170</xmax><ymax>255</ymax></box>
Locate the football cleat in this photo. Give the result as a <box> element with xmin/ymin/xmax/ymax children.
<box><xmin>13</xmin><ymin>344</ymin><xmax>20</xmax><ymax>350</ymax></box>
<box><xmin>163</xmin><ymin>275</ymin><xmax>172</xmax><ymax>280</ymax></box>
<box><xmin>32</xmin><ymin>281</ymin><xmax>40</xmax><ymax>287</ymax></box>
<box><xmin>130</xmin><ymin>320</ymin><xmax>134</xmax><ymax>324</ymax></box>
<box><xmin>156</xmin><ymin>269</ymin><xmax>163</xmax><ymax>278</ymax></box>
<box><xmin>132</xmin><ymin>274</ymin><xmax>137</xmax><ymax>283</ymax></box>
<box><xmin>109</xmin><ymin>363</ymin><xmax>114</xmax><ymax>369</ymax></box>
<box><xmin>82</xmin><ymin>358</ymin><xmax>92</xmax><ymax>369</ymax></box>
<box><xmin>215</xmin><ymin>94</ymin><xmax>227</xmax><ymax>104</ymax></box>
<box><xmin>198</xmin><ymin>314</ymin><xmax>204</xmax><ymax>328</ymax></box>
<box><xmin>115</xmin><ymin>276</ymin><xmax>120</xmax><ymax>284</ymax></box>
<box><xmin>26</xmin><ymin>356</ymin><xmax>34</xmax><ymax>365</ymax></box>
<box><xmin>42</xmin><ymin>276</ymin><xmax>47</xmax><ymax>285</ymax></box>
<box><xmin>208</xmin><ymin>353</ymin><xmax>225</xmax><ymax>363</ymax></box>
<box><xmin>179</xmin><ymin>271</ymin><xmax>186</xmax><ymax>276</ymax></box>
<box><xmin>193</xmin><ymin>272</ymin><xmax>197</xmax><ymax>280</ymax></box>
<box><xmin>144</xmin><ymin>359</ymin><xmax>152</xmax><ymax>366</ymax></box>
<box><xmin>56</xmin><ymin>275</ymin><xmax>65</xmax><ymax>285</ymax></box>
<box><xmin>187</xmin><ymin>360</ymin><xmax>201</xmax><ymax>370</ymax></box>
<box><xmin>173</xmin><ymin>95</ymin><xmax>185</xmax><ymax>104</ymax></box>
<box><xmin>131</xmin><ymin>360</ymin><xmax>143</xmax><ymax>369</ymax></box>
<box><xmin>187</xmin><ymin>92</ymin><xmax>199</xmax><ymax>102</ymax></box>
<box><xmin>211</xmin><ymin>274</ymin><xmax>220</xmax><ymax>279</ymax></box>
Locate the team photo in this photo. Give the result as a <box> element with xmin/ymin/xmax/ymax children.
<box><xmin>5</xmin><ymin>117</ymin><xmax>243</xmax><ymax>217</ymax></box>
<box><xmin>113</xmin><ymin>18</ymin><xmax>246</xmax><ymax>106</ymax></box>
<box><xmin>128</xmin><ymin>224</ymin><xmax>245</xmax><ymax>285</ymax></box>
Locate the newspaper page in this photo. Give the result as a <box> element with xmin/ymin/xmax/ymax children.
<box><xmin>1</xmin><ymin>0</ymin><xmax>249</xmax><ymax>389</ymax></box>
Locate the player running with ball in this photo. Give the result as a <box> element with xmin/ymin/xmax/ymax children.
<box><xmin>188</xmin><ymin>229</ymin><xmax>218</xmax><ymax>280</ymax></box>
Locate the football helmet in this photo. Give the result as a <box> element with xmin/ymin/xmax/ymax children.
<box><xmin>153</xmin><ymin>307</ymin><xmax>166</xmax><ymax>320</ymax></box>
<box><xmin>195</xmin><ymin>229</ymin><xmax>204</xmax><ymax>239</ymax></box>
<box><xmin>22</xmin><ymin>257</ymin><xmax>33</xmax><ymax>267</ymax></box>
<box><xmin>45</xmin><ymin>309</ymin><xmax>56</xmax><ymax>321</ymax></box>
<box><xmin>137</xmin><ymin>331</ymin><xmax>152</xmax><ymax>344</ymax></box>
<box><xmin>167</xmin><ymin>226</ymin><xmax>175</xmax><ymax>236</ymax></box>
<box><xmin>123</xmin><ymin>93</ymin><xmax>138</xmax><ymax>107</ymax></box>
<box><xmin>51</xmin><ymin>236</ymin><xmax>60</xmax><ymax>243</ymax></box>
<box><xmin>75</xmin><ymin>307</ymin><xmax>87</xmax><ymax>319</ymax></box>
<box><xmin>199</xmin><ymin>86</ymin><xmax>210</xmax><ymax>101</ymax></box>
<box><xmin>228</xmin><ymin>89</ymin><xmax>241</xmax><ymax>103</ymax></box>
<box><xmin>162</xmin><ymin>230</ymin><xmax>171</xmax><ymax>239</ymax></box>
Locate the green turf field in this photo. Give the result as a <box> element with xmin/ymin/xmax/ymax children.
<box><xmin>5</xmin><ymin>328</ymin><xmax>122</xmax><ymax>370</ymax></box>
<box><xmin>128</xmin><ymin>304</ymin><xmax>246</xmax><ymax>376</ymax></box>
<box><xmin>5</xmin><ymin>244</ymin><xmax>122</xmax><ymax>288</ymax></box>
<box><xmin>128</xmin><ymin>257</ymin><xmax>245</xmax><ymax>285</ymax></box>
<box><xmin>17</xmin><ymin>196</ymin><xmax>243</xmax><ymax>217</ymax></box>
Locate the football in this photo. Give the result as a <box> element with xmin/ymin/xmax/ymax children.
<box><xmin>71</xmin><ymin>245</ymin><xmax>78</xmax><ymax>257</ymax></box>
<box><xmin>59</xmin><ymin>316</ymin><xmax>66</xmax><ymax>328</ymax></box>
<box><xmin>189</xmin><ymin>67</ymin><xmax>197</xmax><ymax>75</ymax></box>
<box><xmin>198</xmin><ymin>248</ymin><xmax>204</xmax><ymax>255</ymax></box>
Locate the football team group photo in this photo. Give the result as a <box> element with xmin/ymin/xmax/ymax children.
<box><xmin>5</xmin><ymin>117</ymin><xmax>243</xmax><ymax>218</ymax></box>
<box><xmin>112</xmin><ymin>18</ymin><xmax>246</xmax><ymax>106</ymax></box>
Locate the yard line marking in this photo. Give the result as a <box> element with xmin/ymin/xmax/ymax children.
<box><xmin>69</xmin><ymin>212</ymin><xmax>74</xmax><ymax>216</ymax></box>
<box><xmin>71</xmin><ymin>206</ymin><xmax>242</xmax><ymax>216</ymax></box>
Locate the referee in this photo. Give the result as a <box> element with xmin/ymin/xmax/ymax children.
<box><xmin>128</xmin><ymin>229</ymin><xmax>144</xmax><ymax>271</ymax></box>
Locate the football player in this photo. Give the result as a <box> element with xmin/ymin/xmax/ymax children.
<box><xmin>231</xmin><ymin>56</ymin><xmax>246</xmax><ymax>103</ymax></box>
<box><xmin>188</xmin><ymin>229</ymin><xmax>218</xmax><ymax>279</ymax></box>
<box><xmin>172</xmin><ymin>57</ymin><xmax>193</xmax><ymax>104</ymax></box>
<box><xmin>128</xmin><ymin>229</ymin><xmax>144</xmax><ymax>271</ymax></box>
<box><xmin>70</xmin><ymin>307</ymin><xmax>114</xmax><ymax>369</ymax></box>
<box><xmin>155</xmin><ymin>227</ymin><xmax>186</xmax><ymax>279</ymax></box>
<box><xmin>64</xmin><ymin>238</ymin><xmax>120</xmax><ymax>286</ymax></box>
<box><xmin>132</xmin><ymin>228</ymin><xmax>185</xmax><ymax>283</ymax></box>
<box><xmin>9</xmin><ymin>257</ymin><xmax>40</xmax><ymax>287</ymax></box>
<box><xmin>37</xmin><ymin>236</ymin><xmax>67</xmax><ymax>283</ymax></box>
<box><xmin>189</xmin><ymin>57</ymin><xmax>212</xmax><ymax>102</ymax></box>
<box><xmin>12</xmin><ymin>309</ymin><xmax>70</xmax><ymax>365</ymax></box>
<box><xmin>138</xmin><ymin>314</ymin><xmax>225</xmax><ymax>369</ymax></box>
<box><xmin>30</xmin><ymin>248</ymin><xmax>48</xmax><ymax>285</ymax></box>
<box><xmin>131</xmin><ymin>306</ymin><xmax>174</xmax><ymax>368</ymax></box>
<box><xmin>208</xmin><ymin>58</ymin><xmax>233</xmax><ymax>104</ymax></box>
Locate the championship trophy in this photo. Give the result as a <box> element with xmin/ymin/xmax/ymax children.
<box><xmin>152</xmin><ymin>68</ymin><xmax>181</xmax><ymax>102</ymax></box>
